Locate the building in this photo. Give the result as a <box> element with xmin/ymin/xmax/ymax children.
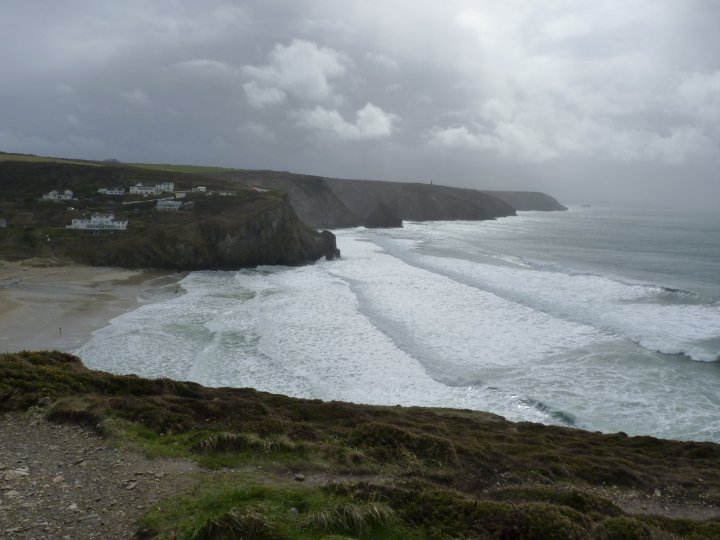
<box><xmin>67</xmin><ymin>213</ymin><xmax>128</xmax><ymax>230</ymax></box>
<box><xmin>156</xmin><ymin>199</ymin><xmax>183</xmax><ymax>212</ymax></box>
<box><xmin>98</xmin><ymin>187</ymin><xmax>125</xmax><ymax>195</ymax></box>
<box><xmin>191</xmin><ymin>186</ymin><xmax>207</xmax><ymax>193</ymax></box>
<box><xmin>42</xmin><ymin>189</ymin><xmax>73</xmax><ymax>201</ymax></box>
<box><xmin>129</xmin><ymin>181</ymin><xmax>175</xmax><ymax>195</ymax></box>
<box><xmin>156</xmin><ymin>182</ymin><xmax>175</xmax><ymax>194</ymax></box>
<box><xmin>129</xmin><ymin>183</ymin><xmax>157</xmax><ymax>195</ymax></box>
<box><xmin>217</xmin><ymin>190</ymin><xmax>237</xmax><ymax>197</ymax></box>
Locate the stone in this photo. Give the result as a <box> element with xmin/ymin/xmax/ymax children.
<box><xmin>4</xmin><ymin>468</ymin><xmax>29</xmax><ymax>480</ymax></box>
<box><xmin>68</xmin><ymin>503</ymin><xmax>78</xmax><ymax>511</ymax></box>
<box><xmin>294</xmin><ymin>474</ymin><xmax>306</xmax><ymax>482</ymax></box>
<box><xmin>4</xmin><ymin>490</ymin><xmax>20</xmax><ymax>499</ymax></box>
<box><xmin>53</xmin><ymin>475</ymin><xmax>65</xmax><ymax>484</ymax></box>
<box><xmin>654</xmin><ymin>489</ymin><xmax>662</xmax><ymax>497</ymax></box>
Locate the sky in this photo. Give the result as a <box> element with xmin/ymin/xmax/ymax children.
<box><xmin>1</xmin><ymin>0</ymin><xmax>719</xmax><ymax>207</ymax></box>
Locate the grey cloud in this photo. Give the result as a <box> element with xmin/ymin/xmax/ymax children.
<box><xmin>0</xmin><ymin>0</ymin><xmax>718</xmax><ymax>208</ymax></box>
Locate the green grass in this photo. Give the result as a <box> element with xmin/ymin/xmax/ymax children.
<box><xmin>0</xmin><ymin>151</ymin><xmax>102</xmax><ymax>166</ymax></box>
<box><xmin>0</xmin><ymin>151</ymin><xmax>239</xmax><ymax>173</ymax></box>
<box><xmin>138</xmin><ymin>477</ymin><xmax>410</xmax><ymax>540</ymax></box>
<box><xmin>127</xmin><ymin>162</ymin><xmax>240</xmax><ymax>174</ymax></box>
<box><xmin>3</xmin><ymin>351</ymin><xmax>720</xmax><ymax>539</ymax></box>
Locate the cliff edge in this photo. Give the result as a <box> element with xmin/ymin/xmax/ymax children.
<box><xmin>0</xmin><ymin>161</ymin><xmax>339</xmax><ymax>270</ymax></box>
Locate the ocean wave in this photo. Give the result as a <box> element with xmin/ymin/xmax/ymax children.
<box><xmin>365</xmin><ymin>232</ymin><xmax>720</xmax><ymax>364</ymax></box>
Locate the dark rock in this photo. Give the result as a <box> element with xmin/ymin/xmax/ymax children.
<box><xmin>364</xmin><ymin>202</ymin><xmax>403</xmax><ymax>229</ymax></box>
<box><xmin>319</xmin><ymin>230</ymin><xmax>341</xmax><ymax>260</ymax></box>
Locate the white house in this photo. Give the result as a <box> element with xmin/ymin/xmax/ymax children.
<box><xmin>191</xmin><ymin>186</ymin><xmax>207</xmax><ymax>193</ymax></box>
<box><xmin>156</xmin><ymin>181</ymin><xmax>175</xmax><ymax>194</ymax></box>
<box><xmin>129</xmin><ymin>183</ymin><xmax>157</xmax><ymax>195</ymax></box>
<box><xmin>43</xmin><ymin>189</ymin><xmax>73</xmax><ymax>201</ymax></box>
<box><xmin>67</xmin><ymin>213</ymin><xmax>128</xmax><ymax>230</ymax></box>
<box><xmin>156</xmin><ymin>199</ymin><xmax>183</xmax><ymax>212</ymax></box>
<box><xmin>98</xmin><ymin>187</ymin><xmax>125</xmax><ymax>196</ymax></box>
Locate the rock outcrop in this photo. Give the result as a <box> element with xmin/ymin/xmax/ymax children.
<box><xmin>364</xmin><ymin>202</ymin><xmax>403</xmax><ymax>228</ymax></box>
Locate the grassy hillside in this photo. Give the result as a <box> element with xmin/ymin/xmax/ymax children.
<box><xmin>128</xmin><ymin>162</ymin><xmax>240</xmax><ymax>174</ymax></box>
<box><xmin>0</xmin><ymin>160</ymin><xmax>338</xmax><ymax>269</ymax></box>
<box><xmin>2</xmin><ymin>351</ymin><xmax>719</xmax><ymax>539</ymax></box>
<box><xmin>0</xmin><ymin>151</ymin><xmax>102</xmax><ymax>167</ymax></box>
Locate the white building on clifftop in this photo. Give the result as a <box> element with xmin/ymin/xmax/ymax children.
<box><xmin>67</xmin><ymin>213</ymin><xmax>128</xmax><ymax>230</ymax></box>
<box><xmin>42</xmin><ymin>189</ymin><xmax>73</xmax><ymax>201</ymax></box>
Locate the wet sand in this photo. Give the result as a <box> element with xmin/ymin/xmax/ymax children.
<box><xmin>0</xmin><ymin>260</ymin><xmax>184</xmax><ymax>353</ymax></box>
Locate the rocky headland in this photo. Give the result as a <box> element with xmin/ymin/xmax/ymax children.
<box><xmin>206</xmin><ymin>169</ymin><xmax>567</xmax><ymax>229</ymax></box>
<box><xmin>0</xmin><ymin>161</ymin><xmax>339</xmax><ymax>271</ymax></box>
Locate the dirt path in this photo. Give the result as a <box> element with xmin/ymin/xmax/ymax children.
<box><xmin>0</xmin><ymin>410</ymin><xmax>198</xmax><ymax>539</ymax></box>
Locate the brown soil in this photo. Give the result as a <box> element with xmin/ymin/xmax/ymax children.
<box><xmin>0</xmin><ymin>410</ymin><xmax>198</xmax><ymax>539</ymax></box>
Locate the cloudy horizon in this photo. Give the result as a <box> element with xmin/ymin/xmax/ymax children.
<box><xmin>1</xmin><ymin>1</ymin><xmax>719</xmax><ymax>208</ymax></box>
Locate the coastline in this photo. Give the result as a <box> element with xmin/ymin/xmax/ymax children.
<box><xmin>0</xmin><ymin>259</ymin><xmax>185</xmax><ymax>354</ymax></box>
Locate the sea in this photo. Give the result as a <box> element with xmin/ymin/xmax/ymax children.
<box><xmin>75</xmin><ymin>206</ymin><xmax>720</xmax><ymax>443</ymax></box>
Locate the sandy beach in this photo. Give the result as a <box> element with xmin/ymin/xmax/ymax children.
<box><xmin>0</xmin><ymin>260</ymin><xmax>184</xmax><ymax>354</ymax></box>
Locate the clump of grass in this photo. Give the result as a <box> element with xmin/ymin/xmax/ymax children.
<box><xmin>187</xmin><ymin>506</ymin><xmax>276</xmax><ymax>540</ymax></box>
<box><xmin>139</xmin><ymin>477</ymin><xmax>413</xmax><ymax>540</ymax></box>
<box><xmin>303</xmin><ymin>502</ymin><xmax>397</xmax><ymax>534</ymax></box>
<box><xmin>191</xmin><ymin>432</ymin><xmax>297</xmax><ymax>455</ymax></box>
<box><xmin>46</xmin><ymin>396</ymin><xmax>104</xmax><ymax>432</ymax></box>
<box><xmin>594</xmin><ymin>516</ymin><xmax>654</xmax><ymax>539</ymax></box>
<box><xmin>350</xmin><ymin>422</ymin><xmax>459</xmax><ymax>466</ymax></box>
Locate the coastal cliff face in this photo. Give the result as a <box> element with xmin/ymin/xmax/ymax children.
<box><xmin>209</xmin><ymin>171</ymin><xmax>520</xmax><ymax>227</ymax></box>
<box><xmin>207</xmin><ymin>170</ymin><xmax>359</xmax><ymax>229</ymax></box>
<box><xmin>364</xmin><ymin>202</ymin><xmax>403</xmax><ymax>228</ymax></box>
<box><xmin>207</xmin><ymin>170</ymin><xmax>567</xmax><ymax>229</ymax></box>
<box><xmin>70</xmin><ymin>195</ymin><xmax>340</xmax><ymax>270</ymax></box>
<box><xmin>324</xmin><ymin>177</ymin><xmax>517</xmax><ymax>223</ymax></box>
<box><xmin>482</xmin><ymin>190</ymin><xmax>568</xmax><ymax>211</ymax></box>
<box><xmin>0</xmin><ymin>161</ymin><xmax>339</xmax><ymax>270</ymax></box>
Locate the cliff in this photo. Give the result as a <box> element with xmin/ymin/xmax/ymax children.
<box><xmin>0</xmin><ymin>161</ymin><xmax>338</xmax><ymax>270</ymax></box>
<box><xmin>208</xmin><ymin>170</ymin><xmax>569</xmax><ymax>229</ymax></box>
<box><xmin>324</xmin><ymin>177</ymin><xmax>517</xmax><ymax>222</ymax></box>
<box><xmin>206</xmin><ymin>170</ymin><xmax>359</xmax><ymax>229</ymax></box>
<box><xmin>364</xmin><ymin>202</ymin><xmax>403</xmax><ymax>228</ymax></box>
<box><xmin>482</xmin><ymin>190</ymin><xmax>568</xmax><ymax>211</ymax></box>
<box><xmin>62</xmin><ymin>195</ymin><xmax>339</xmax><ymax>270</ymax></box>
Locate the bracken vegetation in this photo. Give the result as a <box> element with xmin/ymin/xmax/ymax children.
<box><xmin>2</xmin><ymin>350</ymin><xmax>720</xmax><ymax>539</ymax></box>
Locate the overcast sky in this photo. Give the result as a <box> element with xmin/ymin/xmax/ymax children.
<box><xmin>1</xmin><ymin>1</ymin><xmax>719</xmax><ymax>207</ymax></box>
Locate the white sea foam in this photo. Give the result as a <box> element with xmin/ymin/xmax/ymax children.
<box><xmin>369</xmin><ymin>223</ymin><xmax>720</xmax><ymax>362</ymax></box>
<box><xmin>76</xmin><ymin>218</ymin><xmax>720</xmax><ymax>442</ymax></box>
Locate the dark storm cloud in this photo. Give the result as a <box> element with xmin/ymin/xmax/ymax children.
<box><xmin>1</xmin><ymin>1</ymin><xmax>718</xmax><ymax>207</ymax></box>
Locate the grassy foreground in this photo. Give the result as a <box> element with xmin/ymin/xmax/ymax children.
<box><xmin>2</xmin><ymin>351</ymin><xmax>719</xmax><ymax>539</ymax></box>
